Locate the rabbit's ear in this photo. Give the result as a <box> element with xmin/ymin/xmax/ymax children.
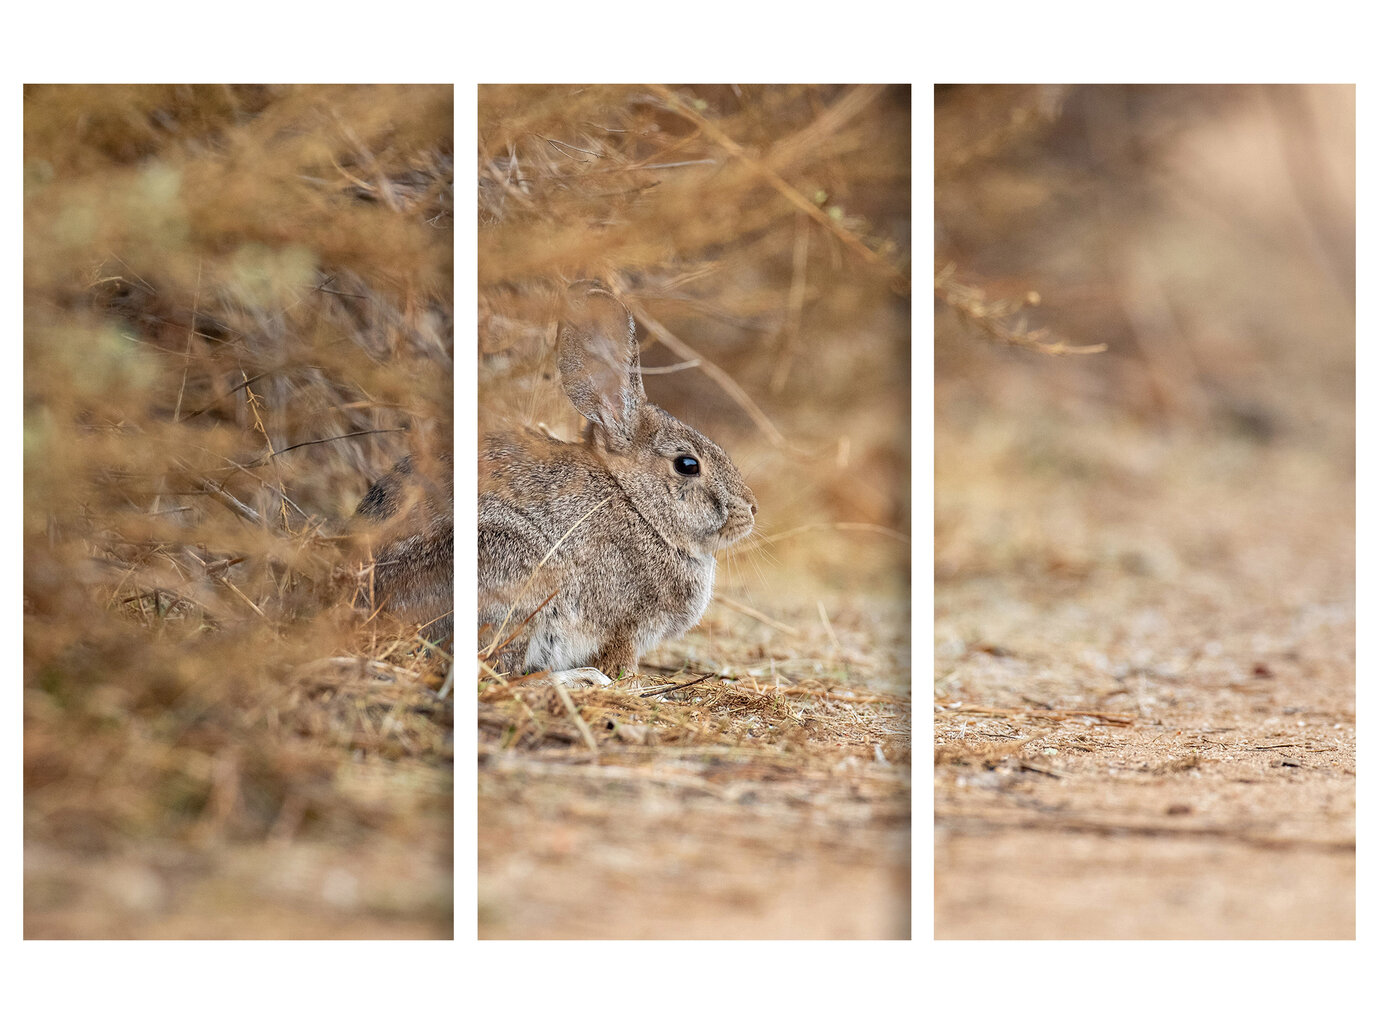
<box><xmin>557</xmin><ymin>283</ymin><xmax>646</xmax><ymax>450</ymax></box>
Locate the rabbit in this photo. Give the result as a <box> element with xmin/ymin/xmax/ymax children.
<box><xmin>479</xmin><ymin>281</ymin><xmax>757</xmax><ymax>681</ymax></box>
<box><xmin>354</xmin><ymin>446</ymin><xmax>454</xmax><ymax>640</ymax></box>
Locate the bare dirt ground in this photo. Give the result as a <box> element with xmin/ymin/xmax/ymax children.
<box><xmin>935</xmin><ymin>405</ymin><xmax>1354</xmax><ymax>940</ymax></box>
<box><xmin>478</xmin><ymin>572</ymin><xmax>911</xmax><ymax>940</ymax></box>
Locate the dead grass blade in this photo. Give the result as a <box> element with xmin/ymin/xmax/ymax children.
<box><xmin>937</xmin><ymin>703</ymin><xmax>1135</xmax><ymax>726</ymax></box>
<box><xmin>648</xmin><ymin>84</ymin><xmax>907</xmax><ymax>290</ymax></box>
<box><xmin>552</xmin><ymin>679</ymin><xmax>599</xmax><ymax>753</ymax></box>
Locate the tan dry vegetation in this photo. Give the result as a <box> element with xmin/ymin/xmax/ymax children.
<box><xmin>24</xmin><ymin>84</ymin><xmax>453</xmax><ymax>939</ymax></box>
<box><xmin>477</xmin><ymin>84</ymin><xmax>911</xmax><ymax>938</ymax></box>
<box><xmin>935</xmin><ymin>85</ymin><xmax>1354</xmax><ymax>939</ymax></box>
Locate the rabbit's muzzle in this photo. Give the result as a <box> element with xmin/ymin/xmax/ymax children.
<box><xmin>722</xmin><ymin>501</ymin><xmax>755</xmax><ymax>548</ymax></box>
<box><xmin>717</xmin><ymin>494</ymin><xmax>757</xmax><ymax>548</ymax></box>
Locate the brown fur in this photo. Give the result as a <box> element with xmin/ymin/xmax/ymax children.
<box><xmin>479</xmin><ymin>283</ymin><xmax>756</xmax><ymax>677</ymax></box>
<box><xmin>355</xmin><ymin>449</ymin><xmax>453</xmax><ymax>638</ymax></box>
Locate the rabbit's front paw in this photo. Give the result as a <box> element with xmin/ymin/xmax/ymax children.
<box><xmin>547</xmin><ymin>667</ymin><xmax>616</xmax><ymax>688</ymax></box>
<box><xmin>593</xmin><ymin>638</ymin><xmax>637</xmax><ymax>682</ymax></box>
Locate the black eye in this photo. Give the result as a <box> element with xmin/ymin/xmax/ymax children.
<box><xmin>673</xmin><ymin>455</ymin><xmax>700</xmax><ymax>476</ymax></box>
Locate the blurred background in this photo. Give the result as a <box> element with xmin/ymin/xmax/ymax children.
<box><xmin>24</xmin><ymin>84</ymin><xmax>453</xmax><ymax>938</ymax></box>
<box><xmin>937</xmin><ymin>84</ymin><xmax>1353</xmax><ymax>451</ymax></box>
<box><xmin>936</xmin><ymin>83</ymin><xmax>1353</xmax><ymax>633</ymax></box>
<box><xmin>934</xmin><ymin>85</ymin><xmax>1354</xmax><ymax>938</ymax></box>
<box><xmin>477</xmin><ymin>84</ymin><xmax>912</xmax><ymax>938</ymax></box>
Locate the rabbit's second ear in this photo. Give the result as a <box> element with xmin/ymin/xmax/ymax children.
<box><xmin>557</xmin><ymin>284</ymin><xmax>646</xmax><ymax>449</ymax></box>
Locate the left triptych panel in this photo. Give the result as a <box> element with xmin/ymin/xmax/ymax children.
<box><xmin>22</xmin><ymin>83</ymin><xmax>454</xmax><ymax>939</ymax></box>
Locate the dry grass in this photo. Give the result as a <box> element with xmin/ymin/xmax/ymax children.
<box><xmin>477</xmin><ymin>84</ymin><xmax>911</xmax><ymax>939</ymax></box>
<box><xmin>24</xmin><ymin>84</ymin><xmax>453</xmax><ymax>938</ymax></box>
<box><xmin>482</xmin><ymin>675</ymin><xmax>910</xmax><ymax>763</ymax></box>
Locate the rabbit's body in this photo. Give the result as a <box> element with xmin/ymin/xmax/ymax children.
<box><xmin>479</xmin><ymin>283</ymin><xmax>756</xmax><ymax>679</ymax></box>
<box><xmin>355</xmin><ymin>449</ymin><xmax>454</xmax><ymax>638</ymax></box>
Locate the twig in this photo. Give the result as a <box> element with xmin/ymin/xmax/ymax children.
<box><xmin>255</xmin><ymin>429</ymin><xmax>408</xmax><ymax>463</ymax></box>
<box><xmin>937</xmin><ymin>703</ymin><xmax>1135</xmax><ymax>726</ymax></box>
<box><xmin>753</xmin><ymin>521</ymin><xmax>910</xmax><ymax>548</ymax></box>
<box><xmin>197</xmin><ymin>476</ymin><xmax>265</xmax><ymax>526</ymax></box>
<box><xmin>173</xmin><ymin>260</ymin><xmax>201</xmax><ymax>423</ymax></box>
<box><xmin>639</xmin><ymin>359</ymin><xmax>702</xmax><ymax>375</ymax></box>
<box><xmin>626</xmin><ymin>299</ymin><xmax>792</xmax><ymax>450</ymax></box>
<box><xmin>713</xmin><ymin>594</ymin><xmax>800</xmax><ymax>636</ymax></box>
<box><xmin>552</xmin><ymin>679</ymin><xmax>599</xmax><ymax>752</ymax></box>
<box><xmin>648</xmin><ymin>84</ymin><xmax>907</xmax><ymax>290</ymax></box>
<box><xmin>635</xmin><ymin>672</ymin><xmax>715</xmax><ymax>698</ymax></box>
<box><xmin>937</xmin><ymin>812</ymin><xmax>1355</xmax><ymax>853</ymax></box>
<box><xmin>771</xmin><ymin>211</ymin><xmax>811</xmax><ymax>395</ymax></box>
<box><xmin>481</xmin><ymin>497</ymin><xmax>612</xmax><ymax>658</ymax></box>
<box><xmin>935</xmin><ymin>264</ymin><xmax>1106</xmax><ymax>356</ymax></box>
<box><xmin>490</xmin><ymin>590</ymin><xmax>559</xmax><ymax>660</ymax></box>
<box><xmin>1017</xmin><ymin>760</ymin><xmax>1068</xmax><ymax>779</ymax></box>
<box><xmin>734</xmin><ymin>679</ymin><xmax>910</xmax><ymax>704</ymax></box>
<box><xmin>219</xmin><ymin>576</ymin><xmax>268</xmax><ymax>619</ymax></box>
<box><xmin>816</xmin><ymin>599</ymin><xmax>841</xmax><ymax>655</ymax></box>
<box><xmin>478</xmin><ymin>658</ymin><xmax>508</xmax><ymax>685</ymax></box>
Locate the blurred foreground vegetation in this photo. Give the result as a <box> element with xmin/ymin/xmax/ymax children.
<box><xmin>936</xmin><ymin>84</ymin><xmax>1353</xmax><ymax>449</ymax></box>
<box><xmin>24</xmin><ymin>84</ymin><xmax>453</xmax><ymax>938</ymax></box>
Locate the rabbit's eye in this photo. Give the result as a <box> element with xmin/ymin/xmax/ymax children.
<box><xmin>673</xmin><ymin>455</ymin><xmax>700</xmax><ymax>476</ymax></box>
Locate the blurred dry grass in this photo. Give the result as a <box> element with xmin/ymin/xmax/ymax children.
<box><xmin>477</xmin><ymin>84</ymin><xmax>911</xmax><ymax>938</ymax></box>
<box><xmin>24</xmin><ymin>84</ymin><xmax>453</xmax><ymax>938</ymax></box>
<box><xmin>935</xmin><ymin>83</ymin><xmax>1354</xmax><ymax>601</ymax></box>
<box><xmin>934</xmin><ymin>85</ymin><xmax>1354</xmax><ymax>938</ymax></box>
<box><xmin>936</xmin><ymin>84</ymin><xmax>1353</xmax><ymax>442</ymax></box>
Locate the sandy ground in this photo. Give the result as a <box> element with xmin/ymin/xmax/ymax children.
<box><xmin>24</xmin><ymin>747</ymin><xmax>453</xmax><ymax>940</ymax></box>
<box><xmin>480</xmin><ymin>746</ymin><xmax>910</xmax><ymax>939</ymax></box>
<box><xmin>25</xmin><ymin>835</ymin><xmax>452</xmax><ymax>940</ymax></box>
<box><xmin>478</xmin><ymin>577</ymin><xmax>912</xmax><ymax>940</ymax></box>
<box><xmin>935</xmin><ymin>411</ymin><xmax>1354</xmax><ymax>939</ymax></box>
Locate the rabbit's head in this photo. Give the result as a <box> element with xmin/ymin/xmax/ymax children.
<box><xmin>557</xmin><ymin>283</ymin><xmax>757</xmax><ymax>561</ymax></box>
